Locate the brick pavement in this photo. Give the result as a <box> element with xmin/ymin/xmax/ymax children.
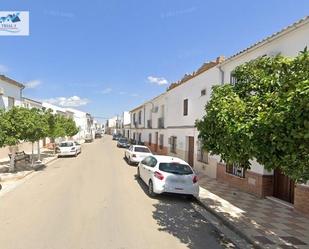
<box><xmin>198</xmin><ymin>175</ymin><xmax>309</xmax><ymax>249</ymax></box>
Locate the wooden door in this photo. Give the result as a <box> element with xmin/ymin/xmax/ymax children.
<box><xmin>188</xmin><ymin>136</ymin><xmax>194</xmax><ymax>167</ymax></box>
<box><xmin>273</xmin><ymin>169</ymin><xmax>294</xmax><ymax>203</ymax></box>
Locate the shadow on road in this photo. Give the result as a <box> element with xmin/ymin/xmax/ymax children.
<box><xmin>134</xmin><ymin>175</ymin><xmax>235</xmax><ymax>249</ymax></box>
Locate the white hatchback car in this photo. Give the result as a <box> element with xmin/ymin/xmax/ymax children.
<box><xmin>57</xmin><ymin>141</ymin><xmax>81</xmax><ymax>157</ymax></box>
<box><xmin>124</xmin><ymin>145</ymin><xmax>152</xmax><ymax>165</ymax></box>
<box><xmin>137</xmin><ymin>155</ymin><xmax>199</xmax><ymax>198</ymax></box>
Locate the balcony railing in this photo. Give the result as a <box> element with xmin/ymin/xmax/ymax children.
<box><xmin>158</xmin><ymin>117</ymin><xmax>164</xmax><ymax>129</ymax></box>
<box><xmin>147</xmin><ymin>119</ymin><xmax>152</xmax><ymax>129</ymax></box>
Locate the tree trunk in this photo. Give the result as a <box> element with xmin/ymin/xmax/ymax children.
<box><xmin>31</xmin><ymin>142</ymin><xmax>34</xmax><ymax>167</ymax></box>
<box><xmin>37</xmin><ymin>140</ymin><xmax>41</xmax><ymax>162</ymax></box>
<box><xmin>9</xmin><ymin>146</ymin><xmax>16</xmax><ymax>173</ymax></box>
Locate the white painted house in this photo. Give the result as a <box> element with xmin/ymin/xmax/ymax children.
<box><xmin>0</xmin><ymin>75</ymin><xmax>24</xmax><ymax>110</ymax></box>
<box><xmin>127</xmin><ymin>16</ymin><xmax>309</xmax><ymax>214</ymax></box>
<box><xmin>215</xmin><ymin>16</ymin><xmax>309</xmax><ymax>211</ymax></box>
<box><xmin>23</xmin><ymin>97</ymin><xmax>43</xmax><ymax>109</ymax></box>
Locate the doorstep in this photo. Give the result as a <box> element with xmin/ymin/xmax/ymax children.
<box><xmin>266</xmin><ymin>196</ymin><xmax>294</xmax><ymax>209</ymax></box>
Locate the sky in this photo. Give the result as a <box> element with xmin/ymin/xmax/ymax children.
<box><xmin>0</xmin><ymin>0</ymin><xmax>308</xmax><ymax>122</ymax></box>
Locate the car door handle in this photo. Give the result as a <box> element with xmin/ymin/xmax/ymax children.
<box><xmin>148</xmin><ymin>169</ymin><xmax>151</xmax><ymax>172</ymax></box>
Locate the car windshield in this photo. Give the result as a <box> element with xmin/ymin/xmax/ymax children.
<box><xmin>134</xmin><ymin>147</ymin><xmax>150</xmax><ymax>153</ymax></box>
<box><xmin>159</xmin><ymin>163</ymin><xmax>193</xmax><ymax>175</ymax></box>
<box><xmin>59</xmin><ymin>142</ymin><xmax>74</xmax><ymax>147</ymax></box>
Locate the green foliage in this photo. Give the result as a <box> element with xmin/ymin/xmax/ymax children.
<box><xmin>0</xmin><ymin>107</ymin><xmax>33</xmax><ymax>146</ymax></box>
<box><xmin>196</xmin><ymin>48</ymin><xmax>309</xmax><ymax>182</ymax></box>
<box><xmin>44</xmin><ymin>110</ymin><xmax>66</xmax><ymax>140</ymax></box>
<box><xmin>22</xmin><ymin>108</ymin><xmax>49</xmax><ymax>143</ymax></box>
<box><xmin>0</xmin><ymin>107</ymin><xmax>79</xmax><ymax>148</ymax></box>
<box><xmin>63</xmin><ymin>117</ymin><xmax>79</xmax><ymax>137</ymax></box>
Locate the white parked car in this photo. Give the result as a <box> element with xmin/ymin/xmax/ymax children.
<box><xmin>137</xmin><ymin>155</ymin><xmax>199</xmax><ymax>198</ymax></box>
<box><xmin>56</xmin><ymin>141</ymin><xmax>81</xmax><ymax>157</ymax></box>
<box><xmin>124</xmin><ymin>145</ymin><xmax>152</xmax><ymax>165</ymax></box>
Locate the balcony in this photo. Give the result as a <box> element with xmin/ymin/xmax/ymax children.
<box><xmin>147</xmin><ymin>119</ymin><xmax>152</xmax><ymax>129</ymax></box>
<box><xmin>158</xmin><ymin>117</ymin><xmax>164</xmax><ymax>129</ymax></box>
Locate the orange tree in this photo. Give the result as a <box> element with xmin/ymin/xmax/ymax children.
<box><xmin>196</xmin><ymin>48</ymin><xmax>309</xmax><ymax>182</ymax></box>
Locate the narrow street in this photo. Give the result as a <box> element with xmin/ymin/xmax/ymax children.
<box><xmin>0</xmin><ymin>136</ymin><xmax>232</xmax><ymax>249</ymax></box>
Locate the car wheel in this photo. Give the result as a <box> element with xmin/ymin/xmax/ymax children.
<box><xmin>185</xmin><ymin>195</ymin><xmax>195</xmax><ymax>202</ymax></box>
<box><xmin>148</xmin><ymin>180</ymin><xmax>156</xmax><ymax>198</ymax></box>
<box><xmin>128</xmin><ymin>157</ymin><xmax>132</xmax><ymax>165</ymax></box>
<box><xmin>74</xmin><ymin>151</ymin><xmax>78</xmax><ymax>157</ymax></box>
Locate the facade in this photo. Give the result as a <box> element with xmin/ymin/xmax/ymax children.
<box><xmin>0</xmin><ymin>75</ymin><xmax>24</xmax><ymax>110</ymax></box>
<box><xmin>214</xmin><ymin>16</ymin><xmax>309</xmax><ymax>213</ymax></box>
<box><xmin>23</xmin><ymin>97</ymin><xmax>43</xmax><ymax>109</ymax></box>
<box><xmin>122</xmin><ymin>111</ymin><xmax>131</xmax><ymax>138</ymax></box>
<box><xmin>105</xmin><ymin>116</ymin><xmax>118</xmax><ymax>135</ymax></box>
<box><xmin>66</xmin><ymin>108</ymin><xmax>94</xmax><ymax>140</ymax></box>
<box><xmin>127</xmin><ymin>16</ymin><xmax>309</xmax><ymax>214</ymax></box>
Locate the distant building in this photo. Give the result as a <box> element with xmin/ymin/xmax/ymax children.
<box><xmin>23</xmin><ymin>97</ymin><xmax>42</xmax><ymax>109</ymax></box>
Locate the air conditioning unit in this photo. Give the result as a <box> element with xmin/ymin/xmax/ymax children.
<box><xmin>0</xmin><ymin>87</ymin><xmax>4</xmax><ymax>95</ymax></box>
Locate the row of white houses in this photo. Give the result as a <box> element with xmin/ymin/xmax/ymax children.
<box><xmin>124</xmin><ymin>16</ymin><xmax>309</xmax><ymax>214</ymax></box>
<box><xmin>0</xmin><ymin>74</ymin><xmax>96</xmax><ymax>149</ymax></box>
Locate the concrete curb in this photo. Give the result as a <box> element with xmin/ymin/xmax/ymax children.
<box><xmin>0</xmin><ymin>170</ymin><xmax>34</xmax><ymax>182</ymax></box>
<box><xmin>0</xmin><ymin>156</ymin><xmax>58</xmax><ymax>183</ymax></box>
<box><xmin>196</xmin><ymin>198</ymin><xmax>261</xmax><ymax>249</ymax></box>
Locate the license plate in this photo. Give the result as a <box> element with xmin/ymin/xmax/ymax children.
<box><xmin>171</xmin><ymin>179</ymin><xmax>186</xmax><ymax>183</ymax></box>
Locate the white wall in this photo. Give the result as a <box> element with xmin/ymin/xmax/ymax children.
<box><xmin>123</xmin><ymin>111</ymin><xmax>130</xmax><ymax>125</ymax></box>
<box><xmin>0</xmin><ymin>79</ymin><xmax>23</xmax><ymax>109</ymax></box>
<box><xmin>165</xmin><ymin>67</ymin><xmax>221</xmax><ymax>128</ymax></box>
<box><xmin>66</xmin><ymin>108</ymin><xmax>89</xmax><ymax>140</ymax></box>
<box><xmin>221</xmin><ymin>21</ymin><xmax>309</xmax><ymax>83</ymax></box>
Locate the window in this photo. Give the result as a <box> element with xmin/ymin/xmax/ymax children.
<box><xmin>159</xmin><ymin>134</ymin><xmax>164</xmax><ymax>149</ymax></box>
<box><xmin>170</xmin><ymin>136</ymin><xmax>177</xmax><ymax>153</ymax></box>
<box><xmin>138</xmin><ymin>111</ymin><xmax>142</xmax><ymax>124</ymax></box>
<box><xmin>226</xmin><ymin>163</ymin><xmax>245</xmax><ymax>178</ymax></box>
<box><xmin>8</xmin><ymin>97</ymin><xmax>15</xmax><ymax>110</ymax></box>
<box><xmin>134</xmin><ymin>146</ymin><xmax>151</xmax><ymax>153</ymax></box>
<box><xmin>159</xmin><ymin>163</ymin><xmax>193</xmax><ymax>175</ymax></box>
<box><xmin>148</xmin><ymin>157</ymin><xmax>157</xmax><ymax>167</ymax></box>
<box><xmin>133</xmin><ymin>113</ymin><xmax>136</xmax><ymax>124</ymax></box>
<box><xmin>183</xmin><ymin>99</ymin><xmax>188</xmax><ymax>116</ymax></box>
<box><xmin>201</xmin><ymin>89</ymin><xmax>206</xmax><ymax>96</ymax></box>
<box><xmin>149</xmin><ymin>133</ymin><xmax>152</xmax><ymax>146</ymax></box>
<box><xmin>197</xmin><ymin>139</ymin><xmax>208</xmax><ymax>164</ymax></box>
<box><xmin>230</xmin><ymin>73</ymin><xmax>237</xmax><ymax>85</ymax></box>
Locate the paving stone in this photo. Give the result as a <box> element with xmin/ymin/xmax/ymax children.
<box><xmin>280</xmin><ymin>236</ymin><xmax>307</xmax><ymax>245</ymax></box>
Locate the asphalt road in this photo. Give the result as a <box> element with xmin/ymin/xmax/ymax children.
<box><xmin>0</xmin><ymin>136</ymin><xmax>233</xmax><ymax>249</ymax></box>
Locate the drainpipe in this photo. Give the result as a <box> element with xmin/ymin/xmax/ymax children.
<box><xmin>218</xmin><ymin>66</ymin><xmax>224</xmax><ymax>85</ymax></box>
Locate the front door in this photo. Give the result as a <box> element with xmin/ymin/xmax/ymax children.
<box><xmin>187</xmin><ymin>136</ymin><xmax>194</xmax><ymax>167</ymax></box>
<box><xmin>273</xmin><ymin>169</ymin><xmax>294</xmax><ymax>203</ymax></box>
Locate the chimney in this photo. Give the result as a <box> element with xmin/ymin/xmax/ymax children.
<box><xmin>216</xmin><ymin>55</ymin><xmax>225</xmax><ymax>64</ymax></box>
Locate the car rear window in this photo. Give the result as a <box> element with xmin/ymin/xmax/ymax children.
<box><xmin>159</xmin><ymin>163</ymin><xmax>193</xmax><ymax>175</ymax></box>
<box><xmin>59</xmin><ymin>142</ymin><xmax>74</xmax><ymax>147</ymax></box>
<box><xmin>134</xmin><ymin>147</ymin><xmax>150</xmax><ymax>153</ymax></box>
<box><xmin>119</xmin><ymin>139</ymin><xmax>127</xmax><ymax>143</ymax></box>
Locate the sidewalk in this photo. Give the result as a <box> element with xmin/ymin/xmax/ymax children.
<box><xmin>197</xmin><ymin>175</ymin><xmax>309</xmax><ymax>249</ymax></box>
<box><xmin>0</xmin><ymin>148</ymin><xmax>57</xmax><ymax>182</ymax></box>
